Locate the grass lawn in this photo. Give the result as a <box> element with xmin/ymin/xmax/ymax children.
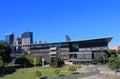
<box><xmin>0</xmin><ymin>65</ymin><xmax>72</xmax><ymax>79</ymax></box>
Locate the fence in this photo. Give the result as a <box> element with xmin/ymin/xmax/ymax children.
<box><xmin>46</xmin><ymin>70</ymin><xmax>100</xmax><ymax>79</ymax></box>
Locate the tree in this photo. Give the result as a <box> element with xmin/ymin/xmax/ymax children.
<box><xmin>15</xmin><ymin>55</ymin><xmax>42</xmax><ymax>67</ymax></box>
<box><xmin>50</xmin><ymin>57</ymin><xmax>64</xmax><ymax>68</ymax></box>
<box><xmin>107</xmin><ymin>50</ymin><xmax>118</xmax><ymax>58</ymax></box>
<box><xmin>0</xmin><ymin>56</ymin><xmax>3</xmax><ymax>68</ymax></box>
<box><xmin>68</xmin><ymin>65</ymin><xmax>77</xmax><ymax>73</ymax></box>
<box><xmin>25</xmin><ymin>55</ymin><xmax>42</xmax><ymax>66</ymax></box>
<box><xmin>107</xmin><ymin>56</ymin><xmax>120</xmax><ymax>72</ymax></box>
<box><xmin>0</xmin><ymin>41</ymin><xmax>12</xmax><ymax>63</ymax></box>
<box><xmin>54</xmin><ymin>69</ymin><xmax>60</xmax><ymax>76</ymax></box>
<box><xmin>92</xmin><ymin>52</ymin><xmax>108</xmax><ymax>64</ymax></box>
<box><xmin>15</xmin><ymin>56</ymin><xmax>30</xmax><ymax>67</ymax></box>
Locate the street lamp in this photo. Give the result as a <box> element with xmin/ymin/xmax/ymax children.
<box><xmin>28</xmin><ymin>51</ymin><xmax>30</xmax><ymax>54</ymax></box>
<box><xmin>34</xmin><ymin>58</ymin><xmax>36</xmax><ymax>67</ymax></box>
<box><xmin>42</xmin><ymin>58</ymin><xmax>44</xmax><ymax>68</ymax></box>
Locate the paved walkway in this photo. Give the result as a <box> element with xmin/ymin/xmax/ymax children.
<box><xmin>78</xmin><ymin>65</ymin><xmax>120</xmax><ymax>79</ymax></box>
<box><xmin>79</xmin><ymin>74</ymin><xmax>120</xmax><ymax>79</ymax></box>
<box><xmin>98</xmin><ymin>65</ymin><xmax>120</xmax><ymax>75</ymax></box>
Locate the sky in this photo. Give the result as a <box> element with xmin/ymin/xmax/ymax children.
<box><xmin>0</xmin><ymin>0</ymin><xmax>120</xmax><ymax>46</ymax></box>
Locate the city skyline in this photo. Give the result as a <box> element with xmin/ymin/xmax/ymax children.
<box><xmin>0</xmin><ymin>0</ymin><xmax>120</xmax><ymax>46</ymax></box>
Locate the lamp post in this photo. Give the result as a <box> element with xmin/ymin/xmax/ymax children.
<box><xmin>28</xmin><ymin>51</ymin><xmax>30</xmax><ymax>54</ymax></box>
<box><xmin>34</xmin><ymin>58</ymin><xmax>36</xmax><ymax>67</ymax></box>
<box><xmin>42</xmin><ymin>58</ymin><xmax>44</xmax><ymax>68</ymax></box>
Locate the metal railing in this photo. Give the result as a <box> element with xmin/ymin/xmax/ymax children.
<box><xmin>46</xmin><ymin>70</ymin><xmax>100</xmax><ymax>79</ymax></box>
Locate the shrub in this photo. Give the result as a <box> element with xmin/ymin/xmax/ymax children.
<box><xmin>25</xmin><ymin>55</ymin><xmax>42</xmax><ymax>66</ymax></box>
<box><xmin>34</xmin><ymin>70</ymin><xmax>42</xmax><ymax>78</ymax></box>
<box><xmin>15</xmin><ymin>55</ymin><xmax>42</xmax><ymax>67</ymax></box>
<box><xmin>68</xmin><ymin>65</ymin><xmax>77</xmax><ymax>73</ymax></box>
<box><xmin>54</xmin><ymin>69</ymin><xmax>60</xmax><ymax>76</ymax></box>
<box><xmin>15</xmin><ymin>56</ymin><xmax>31</xmax><ymax>67</ymax></box>
<box><xmin>50</xmin><ymin>57</ymin><xmax>64</xmax><ymax>68</ymax></box>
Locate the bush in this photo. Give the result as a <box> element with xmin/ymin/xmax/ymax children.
<box><xmin>15</xmin><ymin>56</ymin><xmax>31</xmax><ymax>67</ymax></box>
<box><xmin>68</xmin><ymin>65</ymin><xmax>77</xmax><ymax>73</ymax></box>
<box><xmin>50</xmin><ymin>57</ymin><xmax>64</xmax><ymax>68</ymax></box>
<box><xmin>34</xmin><ymin>70</ymin><xmax>42</xmax><ymax>77</ymax></box>
<box><xmin>25</xmin><ymin>55</ymin><xmax>42</xmax><ymax>66</ymax></box>
<box><xmin>15</xmin><ymin>55</ymin><xmax>42</xmax><ymax>67</ymax></box>
<box><xmin>54</xmin><ymin>69</ymin><xmax>60</xmax><ymax>76</ymax></box>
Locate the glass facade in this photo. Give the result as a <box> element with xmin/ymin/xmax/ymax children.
<box><xmin>30</xmin><ymin>43</ymin><xmax>69</xmax><ymax>49</ymax></box>
<box><xmin>70</xmin><ymin>43</ymin><xmax>79</xmax><ymax>52</ymax></box>
<box><xmin>5</xmin><ymin>33</ymin><xmax>14</xmax><ymax>44</ymax></box>
<box><xmin>21</xmin><ymin>32</ymin><xmax>33</xmax><ymax>45</ymax></box>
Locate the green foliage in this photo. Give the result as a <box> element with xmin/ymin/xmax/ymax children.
<box><xmin>68</xmin><ymin>65</ymin><xmax>77</xmax><ymax>73</ymax></box>
<box><xmin>92</xmin><ymin>52</ymin><xmax>108</xmax><ymax>64</ymax></box>
<box><xmin>0</xmin><ymin>41</ymin><xmax>12</xmax><ymax>63</ymax></box>
<box><xmin>107</xmin><ymin>50</ymin><xmax>120</xmax><ymax>71</ymax></box>
<box><xmin>15</xmin><ymin>56</ymin><xmax>30</xmax><ymax>67</ymax></box>
<box><xmin>107</xmin><ymin>56</ymin><xmax>120</xmax><ymax>70</ymax></box>
<box><xmin>34</xmin><ymin>70</ymin><xmax>42</xmax><ymax>77</ymax></box>
<box><xmin>107</xmin><ymin>50</ymin><xmax>118</xmax><ymax>57</ymax></box>
<box><xmin>50</xmin><ymin>57</ymin><xmax>64</xmax><ymax>68</ymax></box>
<box><xmin>15</xmin><ymin>55</ymin><xmax>42</xmax><ymax>67</ymax></box>
<box><xmin>54</xmin><ymin>69</ymin><xmax>60</xmax><ymax>76</ymax></box>
<box><xmin>25</xmin><ymin>55</ymin><xmax>42</xmax><ymax>66</ymax></box>
<box><xmin>0</xmin><ymin>56</ymin><xmax>3</xmax><ymax>67</ymax></box>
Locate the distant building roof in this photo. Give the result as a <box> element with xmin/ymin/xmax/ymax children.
<box><xmin>21</xmin><ymin>32</ymin><xmax>33</xmax><ymax>38</ymax></box>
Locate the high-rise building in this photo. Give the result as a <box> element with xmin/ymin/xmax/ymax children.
<box><xmin>21</xmin><ymin>32</ymin><xmax>33</xmax><ymax>52</ymax></box>
<box><xmin>5</xmin><ymin>32</ymin><xmax>14</xmax><ymax>45</ymax></box>
<box><xmin>21</xmin><ymin>32</ymin><xmax>33</xmax><ymax>45</ymax></box>
<box><xmin>13</xmin><ymin>37</ymin><xmax>22</xmax><ymax>53</ymax></box>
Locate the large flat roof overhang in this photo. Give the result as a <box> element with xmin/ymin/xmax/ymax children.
<box><xmin>30</xmin><ymin>36</ymin><xmax>113</xmax><ymax>46</ymax></box>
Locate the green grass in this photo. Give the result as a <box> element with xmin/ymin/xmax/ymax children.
<box><xmin>0</xmin><ymin>66</ymin><xmax>71</xmax><ymax>79</ymax></box>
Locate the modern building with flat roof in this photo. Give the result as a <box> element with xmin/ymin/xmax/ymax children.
<box><xmin>29</xmin><ymin>37</ymin><xmax>112</xmax><ymax>64</ymax></box>
<box><xmin>21</xmin><ymin>32</ymin><xmax>33</xmax><ymax>52</ymax></box>
<box><xmin>5</xmin><ymin>32</ymin><xmax>14</xmax><ymax>45</ymax></box>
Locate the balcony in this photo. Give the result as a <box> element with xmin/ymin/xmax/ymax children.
<box><xmin>69</xmin><ymin>58</ymin><xmax>92</xmax><ymax>61</ymax></box>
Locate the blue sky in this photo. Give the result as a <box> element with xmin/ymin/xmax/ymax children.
<box><xmin>0</xmin><ymin>0</ymin><xmax>120</xmax><ymax>46</ymax></box>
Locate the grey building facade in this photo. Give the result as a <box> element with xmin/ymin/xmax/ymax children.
<box><xmin>13</xmin><ymin>37</ymin><xmax>22</xmax><ymax>53</ymax></box>
<box><xmin>29</xmin><ymin>37</ymin><xmax>112</xmax><ymax>64</ymax></box>
<box><xmin>5</xmin><ymin>32</ymin><xmax>14</xmax><ymax>45</ymax></box>
<box><xmin>21</xmin><ymin>32</ymin><xmax>33</xmax><ymax>52</ymax></box>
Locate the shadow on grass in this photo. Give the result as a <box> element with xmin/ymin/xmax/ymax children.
<box><xmin>0</xmin><ymin>66</ymin><xmax>17</xmax><ymax>77</ymax></box>
<box><xmin>0</xmin><ymin>75</ymin><xmax>4</xmax><ymax>77</ymax></box>
<box><xmin>40</xmin><ymin>76</ymin><xmax>48</xmax><ymax>79</ymax></box>
<box><xmin>72</xmin><ymin>72</ymin><xmax>80</xmax><ymax>74</ymax></box>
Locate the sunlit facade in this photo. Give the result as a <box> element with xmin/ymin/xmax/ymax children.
<box><xmin>29</xmin><ymin>37</ymin><xmax>112</xmax><ymax>64</ymax></box>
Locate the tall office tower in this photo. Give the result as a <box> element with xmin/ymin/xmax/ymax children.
<box><xmin>5</xmin><ymin>32</ymin><xmax>14</xmax><ymax>45</ymax></box>
<box><xmin>21</xmin><ymin>32</ymin><xmax>33</xmax><ymax>45</ymax></box>
<box><xmin>21</xmin><ymin>32</ymin><xmax>33</xmax><ymax>52</ymax></box>
<box><xmin>5</xmin><ymin>32</ymin><xmax>14</xmax><ymax>54</ymax></box>
<box><xmin>13</xmin><ymin>37</ymin><xmax>22</xmax><ymax>53</ymax></box>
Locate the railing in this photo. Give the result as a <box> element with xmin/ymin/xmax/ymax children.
<box><xmin>69</xmin><ymin>58</ymin><xmax>92</xmax><ymax>61</ymax></box>
<box><xmin>45</xmin><ymin>70</ymin><xmax>100</xmax><ymax>79</ymax></box>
